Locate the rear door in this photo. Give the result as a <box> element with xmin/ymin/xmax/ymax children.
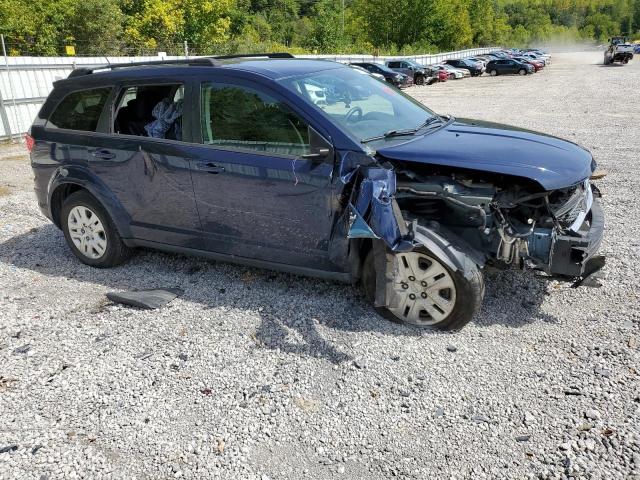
<box><xmin>188</xmin><ymin>74</ymin><xmax>336</xmax><ymax>270</ymax></box>
<box><xmin>87</xmin><ymin>77</ymin><xmax>202</xmax><ymax>248</ymax></box>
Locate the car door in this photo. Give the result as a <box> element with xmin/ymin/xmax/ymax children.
<box><xmin>88</xmin><ymin>78</ymin><xmax>202</xmax><ymax>249</ymax></box>
<box><xmin>505</xmin><ymin>60</ymin><xmax>518</xmax><ymax>73</ymax></box>
<box><xmin>188</xmin><ymin>75</ymin><xmax>336</xmax><ymax>270</ymax></box>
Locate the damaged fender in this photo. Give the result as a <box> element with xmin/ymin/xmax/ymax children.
<box><xmin>341</xmin><ymin>162</ymin><xmax>485</xmax><ymax>309</ymax></box>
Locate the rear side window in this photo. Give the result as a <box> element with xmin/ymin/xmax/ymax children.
<box><xmin>48</xmin><ymin>87</ymin><xmax>111</xmax><ymax>131</ymax></box>
<box><xmin>388</xmin><ymin>62</ymin><xmax>400</xmax><ymax>68</ymax></box>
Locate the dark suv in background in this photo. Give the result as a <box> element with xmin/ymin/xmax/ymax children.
<box><xmin>486</xmin><ymin>59</ymin><xmax>534</xmax><ymax>76</ymax></box>
<box><xmin>28</xmin><ymin>53</ymin><xmax>605</xmax><ymax>330</ymax></box>
<box><xmin>384</xmin><ymin>59</ymin><xmax>436</xmax><ymax>85</ymax></box>
<box><xmin>349</xmin><ymin>62</ymin><xmax>412</xmax><ymax>87</ymax></box>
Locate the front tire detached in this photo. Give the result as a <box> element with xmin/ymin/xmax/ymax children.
<box><xmin>362</xmin><ymin>248</ymin><xmax>484</xmax><ymax>330</ymax></box>
<box><xmin>61</xmin><ymin>190</ymin><xmax>132</xmax><ymax>268</ymax></box>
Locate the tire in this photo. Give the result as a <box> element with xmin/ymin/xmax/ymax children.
<box><xmin>61</xmin><ymin>190</ymin><xmax>132</xmax><ymax>268</ymax></box>
<box><xmin>489</xmin><ymin>69</ymin><xmax>497</xmax><ymax>76</ymax></box>
<box><xmin>415</xmin><ymin>75</ymin><xmax>425</xmax><ymax>86</ymax></box>
<box><xmin>362</xmin><ymin>248</ymin><xmax>484</xmax><ymax>330</ymax></box>
<box><xmin>518</xmin><ymin>69</ymin><xmax>526</xmax><ymax>75</ymax></box>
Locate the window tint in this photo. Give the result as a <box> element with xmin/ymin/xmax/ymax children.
<box><xmin>201</xmin><ymin>83</ymin><xmax>310</xmax><ymax>157</ymax></box>
<box><xmin>48</xmin><ymin>87</ymin><xmax>111</xmax><ymax>131</ymax></box>
<box><xmin>388</xmin><ymin>62</ymin><xmax>400</xmax><ymax>68</ymax></box>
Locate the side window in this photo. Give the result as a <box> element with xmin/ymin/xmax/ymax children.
<box><xmin>388</xmin><ymin>62</ymin><xmax>399</xmax><ymax>68</ymax></box>
<box><xmin>113</xmin><ymin>84</ymin><xmax>184</xmax><ymax>140</ymax></box>
<box><xmin>48</xmin><ymin>87</ymin><xmax>111</xmax><ymax>131</ymax></box>
<box><xmin>201</xmin><ymin>82</ymin><xmax>310</xmax><ymax>157</ymax></box>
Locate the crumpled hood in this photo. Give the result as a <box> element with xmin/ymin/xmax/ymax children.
<box><xmin>376</xmin><ymin>118</ymin><xmax>595</xmax><ymax>190</ymax></box>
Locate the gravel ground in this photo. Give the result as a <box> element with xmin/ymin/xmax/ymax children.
<box><xmin>1</xmin><ymin>51</ymin><xmax>639</xmax><ymax>480</ymax></box>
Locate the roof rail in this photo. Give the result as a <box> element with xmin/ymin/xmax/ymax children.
<box><xmin>66</xmin><ymin>53</ymin><xmax>295</xmax><ymax>79</ymax></box>
<box><xmin>212</xmin><ymin>53</ymin><xmax>295</xmax><ymax>60</ymax></box>
<box><xmin>67</xmin><ymin>57</ymin><xmax>221</xmax><ymax>78</ymax></box>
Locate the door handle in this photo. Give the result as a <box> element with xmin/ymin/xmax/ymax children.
<box><xmin>196</xmin><ymin>162</ymin><xmax>225</xmax><ymax>174</ymax></box>
<box><xmin>91</xmin><ymin>149</ymin><xmax>115</xmax><ymax>160</ymax></box>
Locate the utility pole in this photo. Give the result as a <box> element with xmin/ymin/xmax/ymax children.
<box><xmin>184</xmin><ymin>41</ymin><xmax>189</xmax><ymax>59</ymax></box>
<box><xmin>341</xmin><ymin>0</ymin><xmax>345</xmax><ymax>52</ymax></box>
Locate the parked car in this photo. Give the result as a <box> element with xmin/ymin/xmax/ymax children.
<box><xmin>350</xmin><ymin>62</ymin><xmax>412</xmax><ymax>87</ymax></box>
<box><xmin>349</xmin><ymin>64</ymin><xmax>386</xmax><ymax>81</ymax></box>
<box><xmin>431</xmin><ymin>66</ymin><xmax>449</xmax><ymax>82</ymax></box>
<box><xmin>521</xmin><ymin>53</ymin><xmax>547</xmax><ymax>65</ymax></box>
<box><xmin>486</xmin><ymin>59</ymin><xmax>534</xmax><ymax>76</ymax></box>
<box><xmin>466</xmin><ymin>56</ymin><xmax>488</xmax><ymax>68</ymax></box>
<box><xmin>443</xmin><ymin>58</ymin><xmax>484</xmax><ymax>76</ymax></box>
<box><xmin>27</xmin><ymin>53</ymin><xmax>605</xmax><ymax>330</ymax></box>
<box><xmin>434</xmin><ymin>64</ymin><xmax>465</xmax><ymax>79</ymax></box>
<box><xmin>512</xmin><ymin>56</ymin><xmax>544</xmax><ymax>72</ymax></box>
<box><xmin>385</xmin><ymin>59</ymin><xmax>436</xmax><ymax>85</ymax></box>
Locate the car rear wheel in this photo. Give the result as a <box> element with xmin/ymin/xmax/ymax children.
<box><xmin>362</xmin><ymin>248</ymin><xmax>484</xmax><ymax>330</ymax></box>
<box><xmin>61</xmin><ymin>190</ymin><xmax>132</xmax><ymax>268</ymax></box>
<box><xmin>489</xmin><ymin>69</ymin><xmax>498</xmax><ymax>76</ymax></box>
<box><xmin>415</xmin><ymin>75</ymin><xmax>425</xmax><ymax>85</ymax></box>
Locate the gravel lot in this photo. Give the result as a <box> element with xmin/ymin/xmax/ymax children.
<box><xmin>1</xmin><ymin>51</ymin><xmax>639</xmax><ymax>480</ymax></box>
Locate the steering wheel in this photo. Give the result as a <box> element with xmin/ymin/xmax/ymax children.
<box><xmin>345</xmin><ymin>106</ymin><xmax>363</xmax><ymax>123</ymax></box>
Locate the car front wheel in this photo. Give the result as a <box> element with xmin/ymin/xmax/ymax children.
<box><xmin>362</xmin><ymin>248</ymin><xmax>484</xmax><ymax>330</ymax></box>
<box><xmin>518</xmin><ymin>69</ymin><xmax>527</xmax><ymax>75</ymax></box>
<box><xmin>415</xmin><ymin>75</ymin><xmax>425</xmax><ymax>85</ymax></box>
<box><xmin>61</xmin><ymin>190</ymin><xmax>132</xmax><ymax>268</ymax></box>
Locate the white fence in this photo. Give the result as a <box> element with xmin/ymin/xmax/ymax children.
<box><xmin>0</xmin><ymin>47</ymin><xmax>499</xmax><ymax>140</ymax></box>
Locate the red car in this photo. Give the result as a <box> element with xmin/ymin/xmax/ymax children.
<box><xmin>513</xmin><ymin>56</ymin><xmax>544</xmax><ymax>72</ymax></box>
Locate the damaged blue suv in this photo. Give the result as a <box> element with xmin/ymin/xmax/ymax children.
<box><xmin>29</xmin><ymin>53</ymin><xmax>605</xmax><ymax>329</ymax></box>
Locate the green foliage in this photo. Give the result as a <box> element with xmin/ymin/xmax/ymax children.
<box><xmin>0</xmin><ymin>0</ymin><xmax>639</xmax><ymax>55</ymax></box>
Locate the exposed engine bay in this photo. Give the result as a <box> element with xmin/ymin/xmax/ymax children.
<box><xmin>346</xmin><ymin>158</ymin><xmax>605</xmax><ymax>284</ymax></box>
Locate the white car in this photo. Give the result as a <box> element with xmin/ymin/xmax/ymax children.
<box><xmin>435</xmin><ymin>64</ymin><xmax>466</xmax><ymax>79</ymax></box>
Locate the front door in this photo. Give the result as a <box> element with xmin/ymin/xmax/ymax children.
<box><xmin>189</xmin><ymin>78</ymin><xmax>336</xmax><ymax>270</ymax></box>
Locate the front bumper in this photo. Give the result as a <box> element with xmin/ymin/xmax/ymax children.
<box><xmin>547</xmin><ymin>196</ymin><xmax>605</xmax><ymax>277</ymax></box>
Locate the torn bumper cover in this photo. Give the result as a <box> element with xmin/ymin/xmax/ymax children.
<box><xmin>547</xmin><ymin>196</ymin><xmax>605</xmax><ymax>278</ymax></box>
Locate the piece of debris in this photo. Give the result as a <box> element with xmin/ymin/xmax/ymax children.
<box><xmin>216</xmin><ymin>438</ymin><xmax>225</xmax><ymax>454</ymax></box>
<box><xmin>12</xmin><ymin>344</ymin><xmax>31</xmax><ymax>355</ymax></box>
<box><xmin>200</xmin><ymin>388</ymin><xmax>213</xmax><ymax>396</ymax></box>
<box><xmin>105</xmin><ymin>288</ymin><xmax>184</xmax><ymax>310</ymax></box>
<box><xmin>564</xmin><ymin>388</ymin><xmax>583</xmax><ymax>396</ymax></box>
<box><xmin>134</xmin><ymin>349</ymin><xmax>153</xmax><ymax>360</ymax></box>
<box><xmin>590</xmin><ymin>169</ymin><xmax>607</xmax><ymax>180</ymax></box>
<box><xmin>446</xmin><ymin>345</ymin><xmax>457</xmax><ymax>353</ymax></box>
<box><xmin>0</xmin><ymin>445</ymin><xmax>18</xmax><ymax>454</ymax></box>
<box><xmin>0</xmin><ymin>376</ymin><xmax>18</xmax><ymax>390</ymax></box>
<box><xmin>516</xmin><ymin>435</ymin><xmax>531</xmax><ymax>442</ymax></box>
<box><xmin>31</xmin><ymin>445</ymin><xmax>43</xmax><ymax>454</ymax></box>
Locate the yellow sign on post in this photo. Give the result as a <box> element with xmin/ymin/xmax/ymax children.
<box><xmin>65</xmin><ymin>45</ymin><xmax>76</xmax><ymax>56</ymax></box>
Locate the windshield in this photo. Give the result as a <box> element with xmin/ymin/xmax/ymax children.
<box><xmin>279</xmin><ymin>67</ymin><xmax>436</xmax><ymax>143</ymax></box>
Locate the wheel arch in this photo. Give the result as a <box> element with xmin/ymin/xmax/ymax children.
<box><xmin>48</xmin><ymin>168</ymin><xmax>132</xmax><ymax>239</ymax></box>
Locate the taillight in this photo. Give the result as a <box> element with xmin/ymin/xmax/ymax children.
<box><xmin>24</xmin><ymin>133</ymin><xmax>35</xmax><ymax>153</ymax></box>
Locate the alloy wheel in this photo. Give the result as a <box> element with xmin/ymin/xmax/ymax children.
<box><xmin>67</xmin><ymin>206</ymin><xmax>107</xmax><ymax>259</ymax></box>
<box><xmin>388</xmin><ymin>252</ymin><xmax>457</xmax><ymax>326</ymax></box>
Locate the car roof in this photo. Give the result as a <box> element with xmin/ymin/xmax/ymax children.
<box><xmin>54</xmin><ymin>58</ymin><xmax>346</xmax><ymax>88</ymax></box>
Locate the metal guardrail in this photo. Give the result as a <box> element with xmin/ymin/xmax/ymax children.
<box><xmin>0</xmin><ymin>47</ymin><xmax>501</xmax><ymax>140</ymax></box>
